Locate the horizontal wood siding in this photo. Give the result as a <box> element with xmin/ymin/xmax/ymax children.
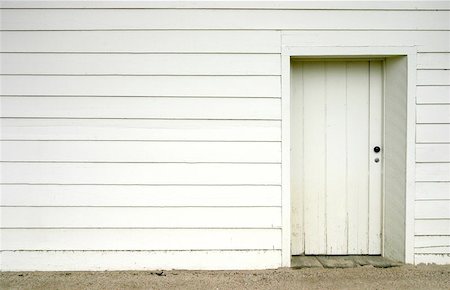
<box><xmin>1</xmin><ymin>229</ymin><xmax>281</xmax><ymax>250</ymax></box>
<box><xmin>0</xmin><ymin>53</ymin><xmax>281</xmax><ymax>75</ymax></box>
<box><xmin>415</xmin><ymin>49</ymin><xmax>450</xmax><ymax>262</ymax></box>
<box><xmin>1</xmin><ymin>3</ymin><xmax>449</xmax><ymax>269</ymax></box>
<box><xmin>0</xmin><ymin>31</ymin><xmax>281</xmax><ymax>53</ymax></box>
<box><xmin>1</xmin><ymin>207</ymin><xmax>282</xmax><ymax>228</ymax></box>
<box><xmin>1</xmin><ymin>163</ymin><xmax>281</xmax><ymax>185</ymax></box>
<box><xmin>0</xmin><ymin>251</ymin><xmax>281</xmax><ymax>271</ymax></box>
<box><xmin>1</xmin><ymin>97</ymin><xmax>281</xmax><ymax>119</ymax></box>
<box><xmin>0</xmin><ymin>119</ymin><xmax>281</xmax><ymax>141</ymax></box>
<box><xmin>1</xmin><ymin>141</ymin><xmax>281</xmax><ymax>163</ymax></box>
<box><xmin>0</xmin><ymin>185</ymin><xmax>281</xmax><ymax>206</ymax></box>
<box><xmin>2</xmin><ymin>9</ymin><xmax>449</xmax><ymax>30</ymax></box>
<box><xmin>0</xmin><ymin>76</ymin><xmax>280</xmax><ymax>97</ymax></box>
<box><xmin>416</xmin><ymin>86</ymin><xmax>450</xmax><ymax>104</ymax></box>
<box><xmin>416</xmin><ymin>183</ymin><xmax>450</xmax><ymax>200</ymax></box>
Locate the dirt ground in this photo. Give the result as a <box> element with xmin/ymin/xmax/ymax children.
<box><xmin>1</xmin><ymin>264</ymin><xmax>450</xmax><ymax>290</ymax></box>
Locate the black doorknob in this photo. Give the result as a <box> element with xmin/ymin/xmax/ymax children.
<box><xmin>374</xmin><ymin>146</ymin><xmax>381</xmax><ymax>153</ymax></box>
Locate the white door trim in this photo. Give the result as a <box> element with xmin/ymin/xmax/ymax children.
<box><xmin>281</xmin><ymin>46</ymin><xmax>417</xmax><ymax>267</ymax></box>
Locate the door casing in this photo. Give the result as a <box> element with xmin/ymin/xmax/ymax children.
<box><xmin>280</xmin><ymin>46</ymin><xmax>416</xmax><ymax>267</ymax></box>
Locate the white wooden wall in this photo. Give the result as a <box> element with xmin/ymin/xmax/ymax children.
<box><xmin>0</xmin><ymin>1</ymin><xmax>449</xmax><ymax>270</ymax></box>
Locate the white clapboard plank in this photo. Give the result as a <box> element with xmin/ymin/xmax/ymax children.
<box><xmin>416</xmin><ymin>105</ymin><xmax>450</xmax><ymax>124</ymax></box>
<box><xmin>282</xmin><ymin>31</ymin><xmax>450</xmax><ymax>52</ymax></box>
<box><xmin>416</xmin><ymin>200</ymin><xmax>450</xmax><ymax>219</ymax></box>
<box><xmin>415</xmin><ymin>247</ymin><xmax>450</xmax><ymax>254</ymax></box>
<box><xmin>0</xmin><ymin>228</ymin><xmax>281</xmax><ymax>251</ymax></box>
<box><xmin>415</xmin><ymin>220</ymin><xmax>450</xmax><ymax>235</ymax></box>
<box><xmin>418</xmin><ymin>53</ymin><xmax>450</xmax><ymax>69</ymax></box>
<box><xmin>415</xmin><ymin>254</ymin><xmax>450</xmax><ymax>265</ymax></box>
<box><xmin>325</xmin><ymin>61</ymin><xmax>348</xmax><ymax>255</ymax></box>
<box><xmin>302</xmin><ymin>61</ymin><xmax>327</xmax><ymax>255</ymax></box>
<box><xmin>368</xmin><ymin>60</ymin><xmax>383</xmax><ymax>255</ymax></box>
<box><xmin>1</xmin><ymin>141</ymin><xmax>281</xmax><ymax>163</ymax></box>
<box><xmin>1</xmin><ymin>1</ymin><xmax>448</xmax><ymax>9</ymax></box>
<box><xmin>289</xmin><ymin>61</ymin><xmax>304</xmax><ymax>255</ymax></box>
<box><xmin>0</xmin><ymin>250</ymin><xmax>281</xmax><ymax>271</ymax></box>
<box><xmin>1</xmin><ymin>97</ymin><xmax>281</xmax><ymax>119</ymax></box>
<box><xmin>1</xmin><ymin>207</ymin><xmax>281</xmax><ymax>228</ymax></box>
<box><xmin>0</xmin><ymin>31</ymin><xmax>281</xmax><ymax>53</ymax></box>
<box><xmin>2</xmin><ymin>9</ymin><xmax>450</xmax><ymax>30</ymax></box>
<box><xmin>416</xmin><ymin>86</ymin><xmax>450</xmax><ymax>104</ymax></box>
<box><xmin>0</xmin><ymin>163</ymin><xmax>281</xmax><ymax>185</ymax></box>
<box><xmin>415</xmin><ymin>236</ymin><xmax>450</xmax><ymax>248</ymax></box>
<box><xmin>0</xmin><ymin>184</ymin><xmax>281</xmax><ymax>206</ymax></box>
<box><xmin>416</xmin><ymin>163</ymin><xmax>450</xmax><ymax>182</ymax></box>
<box><xmin>416</xmin><ymin>144</ymin><xmax>450</xmax><ymax>162</ymax></box>
<box><xmin>0</xmin><ymin>53</ymin><xmax>281</xmax><ymax>75</ymax></box>
<box><xmin>416</xmin><ymin>124</ymin><xmax>450</xmax><ymax>143</ymax></box>
<box><xmin>346</xmin><ymin>61</ymin><xmax>370</xmax><ymax>255</ymax></box>
<box><xmin>417</xmin><ymin>70</ymin><xmax>450</xmax><ymax>86</ymax></box>
<box><xmin>0</xmin><ymin>119</ymin><xmax>281</xmax><ymax>141</ymax></box>
<box><xmin>0</xmin><ymin>76</ymin><xmax>281</xmax><ymax>97</ymax></box>
<box><xmin>416</xmin><ymin>182</ymin><xmax>450</xmax><ymax>200</ymax></box>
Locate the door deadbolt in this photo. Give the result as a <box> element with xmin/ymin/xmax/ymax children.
<box><xmin>374</xmin><ymin>146</ymin><xmax>381</xmax><ymax>153</ymax></box>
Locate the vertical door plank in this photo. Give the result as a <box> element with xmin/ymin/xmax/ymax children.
<box><xmin>325</xmin><ymin>62</ymin><xmax>348</xmax><ymax>254</ymax></box>
<box><xmin>346</xmin><ymin>62</ymin><xmax>370</xmax><ymax>254</ymax></box>
<box><xmin>290</xmin><ymin>61</ymin><xmax>305</xmax><ymax>255</ymax></box>
<box><xmin>303</xmin><ymin>62</ymin><xmax>327</xmax><ymax>254</ymax></box>
<box><xmin>368</xmin><ymin>61</ymin><xmax>383</xmax><ymax>254</ymax></box>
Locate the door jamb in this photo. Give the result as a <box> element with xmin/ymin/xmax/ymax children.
<box><xmin>281</xmin><ymin>46</ymin><xmax>417</xmax><ymax>267</ymax></box>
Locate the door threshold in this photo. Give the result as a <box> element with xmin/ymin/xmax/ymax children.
<box><xmin>291</xmin><ymin>255</ymin><xmax>403</xmax><ymax>269</ymax></box>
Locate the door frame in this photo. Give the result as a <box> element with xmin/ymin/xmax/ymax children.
<box><xmin>281</xmin><ymin>46</ymin><xmax>417</xmax><ymax>266</ymax></box>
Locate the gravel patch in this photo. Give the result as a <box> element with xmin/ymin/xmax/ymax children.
<box><xmin>1</xmin><ymin>264</ymin><xmax>450</xmax><ymax>290</ymax></box>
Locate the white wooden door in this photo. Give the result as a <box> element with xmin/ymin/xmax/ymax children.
<box><xmin>295</xmin><ymin>60</ymin><xmax>383</xmax><ymax>255</ymax></box>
